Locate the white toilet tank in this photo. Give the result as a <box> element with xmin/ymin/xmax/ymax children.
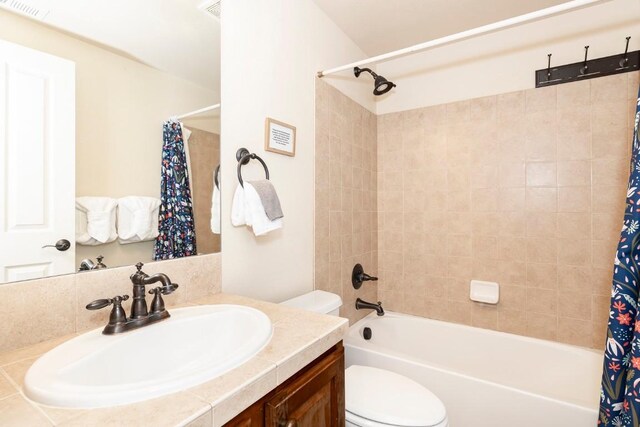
<box><xmin>280</xmin><ymin>290</ymin><xmax>342</xmax><ymax>316</ymax></box>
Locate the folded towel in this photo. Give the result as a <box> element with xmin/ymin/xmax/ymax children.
<box><xmin>117</xmin><ymin>196</ymin><xmax>161</xmax><ymax>244</ymax></box>
<box><xmin>75</xmin><ymin>197</ymin><xmax>118</xmax><ymax>245</ymax></box>
<box><xmin>231</xmin><ymin>185</ymin><xmax>246</xmax><ymax>226</ymax></box>
<box><xmin>244</xmin><ymin>182</ymin><xmax>283</xmax><ymax>236</ymax></box>
<box><xmin>231</xmin><ymin>183</ymin><xmax>282</xmax><ymax>236</ymax></box>
<box><xmin>247</xmin><ymin>180</ymin><xmax>283</xmax><ymax>221</ymax></box>
<box><xmin>211</xmin><ymin>181</ymin><xmax>221</xmax><ymax>235</ymax></box>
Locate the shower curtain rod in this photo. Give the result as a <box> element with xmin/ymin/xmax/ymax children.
<box><xmin>317</xmin><ymin>0</ymin><xmax>610</xmax><ymax>78</ymax></box>
<box><xmin>175</xmin><ymin>103</ymin><xmax>221</xmax><ymax>120</ymax></box>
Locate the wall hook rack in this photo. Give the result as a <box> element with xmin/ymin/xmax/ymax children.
<box><xmin>536</xmin><ymin>37</ymin><xmax>638</xmax><ymax>88</ymax></box>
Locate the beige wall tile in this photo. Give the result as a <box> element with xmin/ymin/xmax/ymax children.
<box><xmin>526</xmin><ymin>313</ymin><xmax>558</xmax><ymax>341</ymax></box>
<box><xmin>557</xmin><ymin>80</ymin><xmax>590</xmax><ymax>109</ymax></box>
<box><xmin>472</xmin><ymin>304</ymin><xmax>498</xmax><ymax>329</ymax></box>
<box><xmin>526</xmin><ymin>263</ymin><xmax>558</xmax><ymax>290</ymax></box>
<box><xmin>558</xmin><ymin>317</ymin><xmax>592</xmax><ymax>347</ymax></box>
<box><xmin>526</xmin><ymin>162</ymin><xmax>557</xmax><ymax>187</ymax></box>
<box><xmin>557</xmin><ymin>161</ymin><xmax>590</xmax><ymax>187</ymax></box>
<box><xmin>497</xmin><ymin>309</ymin><xmax>527</xmax><ymax>335</ymax></box>
<box><xmin>558</xmin><ymin>186</ymin><xmax>590</xmax><ymax>213</ymax></box>
<box><xmin>526</xmin><ymin>188</ymin><xmax>557</xmax><ymax>212</ymax></box>
<box><xmin>526</xmin><ymin>212</ymin><xmax>557</xmax><ymax>237</ymax></box>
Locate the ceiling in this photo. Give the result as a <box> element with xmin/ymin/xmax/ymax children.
<box><xmin>0</xmin><ymin>0</ymin><xmax>220</xmax><ymax>92</ymax></box>
<box><xmin>312</xmin><ymin>0</ymin><xmax>571</xmax><ymax>56</ymax></box>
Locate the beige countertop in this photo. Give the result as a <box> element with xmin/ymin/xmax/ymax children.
<box><xmin>0</xmin><ymin>293</ymin><xmax>349</xmax><ymax>427</ymax></box>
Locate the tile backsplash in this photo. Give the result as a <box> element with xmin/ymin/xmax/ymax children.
<box><xmin>316</xmin><ymin>71</ymin><xmax>639</xmax><ymax>349</ymax></box>
<box><xmin>0</xmin><ymin>253</ymin><xmax>221</xmax><ymax>352</ymax></box>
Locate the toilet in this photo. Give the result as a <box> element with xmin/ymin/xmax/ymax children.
<box><xmin>281</xmin><ymin>291</ymin><xmax>449</xmax><ymax>427</ymax></box>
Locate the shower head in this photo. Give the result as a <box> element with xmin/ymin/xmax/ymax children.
<box><xmin>354</xmin><ymin>67</ymin><xmax>396</xmax><ymax>96</ymax></box>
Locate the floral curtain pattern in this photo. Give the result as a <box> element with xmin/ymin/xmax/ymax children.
<box><xmin>599</xmin><ymin>84</ymin><xmax>640</xmax><ymax>426</ymax></box>
<box><xmin>154</xmin><ymin>120</ymin><xmax>197</xmax><ymax>260</ymax></box>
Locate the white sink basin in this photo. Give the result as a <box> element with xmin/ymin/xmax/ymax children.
<box><xmin>24</xmin><ymin>305</ymin><xmax>272</xmax><ymax>408</ymax></box>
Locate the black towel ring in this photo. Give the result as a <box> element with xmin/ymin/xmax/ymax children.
<box><xmin>214</xmin><ymin>164</ymin><xmax>220</xmax><ymax>189</ymax></box>
<box><xmin>236</xmin><ymin>147</ymin><xmax>269</xmax><ymax>187</ymax></box>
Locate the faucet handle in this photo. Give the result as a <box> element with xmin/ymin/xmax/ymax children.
<box><xmin>135</xmin><ymin>262</ymin><xmax>144</xmax><ymax>272</ymax></box>
<box><xmin>86</xmin><ymin>295</ymin><xmax>130</xmax><ymax>310</ymax></box>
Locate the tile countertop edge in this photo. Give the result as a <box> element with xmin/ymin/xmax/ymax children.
<box><xmin>0</xmin><ymin>293</ymin><xmax>349</xmax><ymax>427</ymax></box>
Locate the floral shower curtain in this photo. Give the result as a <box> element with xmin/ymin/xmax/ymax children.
<box><xmin>154</xmin><ymin>120</ymin><xmax>197</xmax><ymax>260</ymax></box>
<box><xmin>600</xmin><ymin>85</ymin><xmax>640</xmax><ymax>426</ymax></box>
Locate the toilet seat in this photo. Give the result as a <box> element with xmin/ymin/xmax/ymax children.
<box><xmin>345</xmin><ymin>365</ymin><xmax>448</xmax><ymax>427</ymax></box>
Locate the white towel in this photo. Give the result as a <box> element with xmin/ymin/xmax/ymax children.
<box><xmin>211</xmin><ymin>183</ymin><xmax>221</xmax><ymax>234</ymax></box>
<box><xmin>75</xmin><ymin>197</ymin><xmax>118</xmax><ymax>246</ymax></box>
<box><xmin>231</xmin><ymin>183</ymin><xmax>282</xmax><ymax>236</ymax></box>
<box><xmin>117</xmin><ymin>196</ymin><xmax>161</xmax><ymax>244</ymax></box>
<box><xmin>231</xmin><ymin>184</ymin><xmax>247</xmax><ymax>226</ymax></box>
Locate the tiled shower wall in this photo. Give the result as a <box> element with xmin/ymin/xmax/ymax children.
<box><xmin>377</xmin><ymin>72</ymin><xmax>639</xmax><ymax>349</ymax></box>
<box><xmin>315</xmin><ymin>72</ymin><xmax>639</xmax><ymax>348</ymax></box>
<box><xmin>315</xmin><ymin>80</ymin><xmax>378</xmax><ymax>324</ymax></box>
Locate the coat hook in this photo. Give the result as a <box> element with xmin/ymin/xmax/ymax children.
<box><xmin>546</xmin><ymin>53</ymin><xmax>552</xmax><ymax>80</ymax></box>
<box><xmin>620</xmin><ymin>36</ymin><xmax>631</xmax><ymax>68</ymax></box>
<box><xmin>580</xmin><ymin>45</ymin><xmax>590</xmax><ymax>75</ymax></box>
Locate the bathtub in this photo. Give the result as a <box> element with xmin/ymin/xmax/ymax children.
<box><xmin>344</xmin><ymin>312</ymin><xmax>603</xmax><ymax>427</ymax></box>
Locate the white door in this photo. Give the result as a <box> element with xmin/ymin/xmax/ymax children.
<box><xmin>0</xmin><ymin>39</ymin><xmax>75</xmax><ymax>283</ymax></box>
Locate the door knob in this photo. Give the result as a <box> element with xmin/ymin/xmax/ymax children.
<box><xmin>42</xmin><ymin>239</ymin><xmax>71</xmax><ymax>251</ymax></box>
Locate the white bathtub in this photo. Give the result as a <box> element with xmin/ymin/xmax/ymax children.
<box><xmin>344</xmin><ymin>312</ymin><xmax>603</xmax><ymax>427</ymax></box>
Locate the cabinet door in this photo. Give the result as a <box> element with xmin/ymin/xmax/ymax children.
<box><xmin>225</xmin><ymin>398</ymin><xmax>264</xmax><ymax>427</ymax></box>
<box><xmin>265</xmin><ymin>344</ymin><xmax>345</xmax><ymax>427</ymax></box>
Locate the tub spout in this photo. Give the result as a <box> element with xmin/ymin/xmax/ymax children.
<box><xmin>355</xmin><ymin>298</ymin><xmax>385</xmax><ymax>316</ymax></box>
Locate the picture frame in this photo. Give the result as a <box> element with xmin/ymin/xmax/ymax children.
<box><xmin>264</xmin><ymin>117</ymin><xmax>296</xmax><ymax>157</ymax></box>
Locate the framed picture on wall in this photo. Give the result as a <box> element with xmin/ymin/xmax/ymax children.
<box><xmin>264</xmin><ymin>117</ymin><xmax>296</xmax><ymax>157</ymax></box>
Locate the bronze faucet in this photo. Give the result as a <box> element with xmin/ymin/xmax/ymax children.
<box><xmin>86</xmin><ymin>262</ymin><xmax>179</xmax><ymax>335</ymax></box>
<box><xmin>355</xmin><ymin>298</ymin><xmax>385</xmax><ymax>316</ymax></box>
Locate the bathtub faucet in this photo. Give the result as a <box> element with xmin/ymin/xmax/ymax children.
<box><xmin>355</xmin><ymin>298</ymin><xmax>385</xmax><ymax>316</ymax></box>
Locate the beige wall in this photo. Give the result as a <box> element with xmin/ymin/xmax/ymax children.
<box><xmin>375</xmin><ymin>0</ymin><xmax>640</xmax><ymax>114</ymax></box>
<box><xmin>220</xmin><ymin>0</ymin><xmax>373</xmax><ymax>302</ymax></box>
<box><xmin>315</xmin><ymin>80</ymin><xmax>378</xmax><ymax>324</ymax></box>
<box><xmin>0</xmin><ymin>10</ymin><xmax>217</xmax><ymax>268</ymax></box>
<box><xmin>375</xmin><ymin>72</ymin><xmax>638</xmax><ymax>349</ymax></box>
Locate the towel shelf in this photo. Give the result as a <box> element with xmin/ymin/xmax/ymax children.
<box><xmin>236</xmin><ymin>148</ymin><xmax>269</xmax><ymax>187</ymax></box>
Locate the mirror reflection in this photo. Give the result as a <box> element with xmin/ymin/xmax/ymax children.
<box><xmin>0</xmin><ymin>1</ymin><xmax>221</xmax><ymax>284</ymax></box>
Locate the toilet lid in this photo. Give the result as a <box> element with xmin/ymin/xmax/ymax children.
<box><xmin>345</xmin><ymin>365</ymin><xmax>447</xmax><ymax>427</ymax></box>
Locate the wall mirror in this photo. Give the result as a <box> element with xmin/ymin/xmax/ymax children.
<box><xmin>0</xmin><ymin>0</ymin><xmax>221</xmax><ymax>284</ymax></box>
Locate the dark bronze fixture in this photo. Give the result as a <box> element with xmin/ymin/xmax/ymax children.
<box><xmin>42</xmin><ymin>239</ymin><xmax>71</xmax><ymax>251</ymax></box>
<box><xmin>620</xmin><ymin>36</ymin><xmax>631</xmax><ymax>68</ymax></box>
<box><xmin>352</xmin><ymin>264</ymin><xmax>378</xmax><ymax>289</ymax></box>
<box><xmin>78</xmin><ymin>255</ymin><xmax>108</xmax><ymax>272</ymax></box>
<box><xmin>536</xmin><ymin>37</ymin><xmax>638</xmax><ymax>88</ymax></box>
<box><xmin>86</xmin><ymin>262</ymin><xmax>178</xmax><ymax>335</ymax></box>
<box><xmin>353</xmin><ymin>67</ymin><xmax>396</xmax><ymax>96</ymax></box>
<box><xmin>355</xmin><ymin>298</ymin><xmax>384</xmax><ymax>316</ymax></box>
<box><xmin>236</xmin><ymin>147</ymin><xmax>269</xmax><ymax>187</ymax></box>
<box><xmin>363</xmin><ymin>327</ymin><xmax>372</xmax><ymax>340</ymax></box>
<box><xmin>579</xmin><ymin>45</ymin><xmax>590</xmax><ymax>75</ymax></box>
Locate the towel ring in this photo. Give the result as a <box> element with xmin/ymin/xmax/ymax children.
<box><xmin>214</xmin><ymin>164</ymin><xmax>220</xmax><ymax>189</ymax></box>
<box><xmin>236</xmin><ymin>148</ymin><xmax>269</xmax><ymax>187</ymax></box>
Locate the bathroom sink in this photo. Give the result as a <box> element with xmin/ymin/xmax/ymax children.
<box><xmin>24</xmin><ymin>305</ymin><xmax>272</xmax><ymax>408</ymax></box>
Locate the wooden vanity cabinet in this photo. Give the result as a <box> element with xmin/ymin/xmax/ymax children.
<box><xmin>225</xmin><ymin>342</ymin><xmax>345</xmax><ymax>427</ymax></box>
